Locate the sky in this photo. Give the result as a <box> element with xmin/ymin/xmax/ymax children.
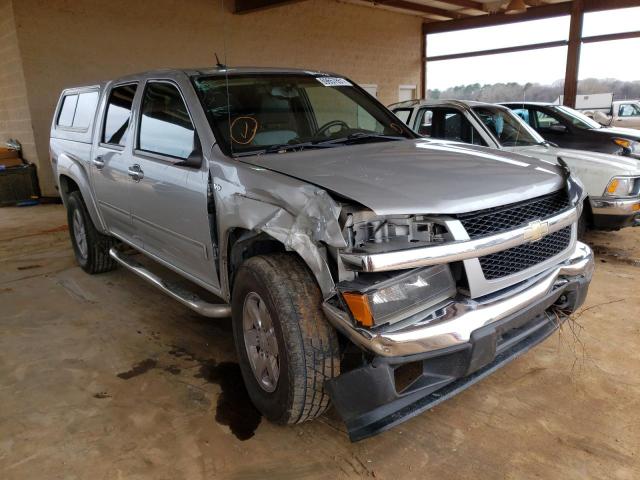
<box><xmin>426</xmin><ymin>6</ymin><xmax>640</xmax><ymax>91</ymax></box>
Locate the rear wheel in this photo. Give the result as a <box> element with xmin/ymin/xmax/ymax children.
<box><xmin>66</xmin><ymin>191</ymin><xmax>117</xmax><ymax>274</ymax></box>
<box><xmin>231</xmin><ymin>253</ymin><xmax>340</xmax><ymax>424</ymax></box>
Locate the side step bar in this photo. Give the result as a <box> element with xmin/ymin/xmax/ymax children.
<box><xmin>109</xmin><ymin>247</ymin><xmax>231</xmax><ymax>318</ymax></box>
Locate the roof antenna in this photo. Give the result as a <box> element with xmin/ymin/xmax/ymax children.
<box><xmin>218</xmin><ymin>0</ymin><xmax>232</xmax><ymax>156</ymax></box>
<box><xmin>215</xmin><ymin>53</ymin><xmax>226</xmax><ymax>69</ymax></box>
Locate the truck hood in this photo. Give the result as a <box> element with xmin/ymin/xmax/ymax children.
<box><xmin>593</xmin><ymin>126</ymin><xmax>640</xmax><ymax>140</ymax></box>
<box><xmin>239</xmin><ymin>139</ymin><xmax>565</xmax><ymax>215</ymax></box>
<box><xmin>515</xmin><ymin>145</ymin><xmax>640</xmax><ymax>175</ymax></box>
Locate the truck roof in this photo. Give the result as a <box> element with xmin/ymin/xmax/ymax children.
<box><xmin>61</xmin><ymin>66</ymin><xmax>343</xmax><ymax>92</ymax></box>
<box><xmin>388</xmin><ymin>99</ymin><xmax>509</xmax><ymax>111</ymax></box>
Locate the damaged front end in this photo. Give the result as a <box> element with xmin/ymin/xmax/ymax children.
<box><xmin>319</xmin><ymin>178</ymin><xmax>593</xmax><ymax>441</ymax></box>
<box><xmin>215</xmin><ymin>160</ymin><xmax>593</xmax><ymax>442</ymax></box>
<box><xmin>323</xmin><ymin>242</ymin><xmax>593</xmax><ymax>441</ymax></box>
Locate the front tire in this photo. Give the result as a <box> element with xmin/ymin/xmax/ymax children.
<box><xmin>231</xmin><ymin>253</ymin><xmax>340</xmax><ymax>424</ymax></box>
<box><xmin>578</xmin><ymin>199</ymin><xmax>591</xmax><ymax>240</ymax></box>
<box><xmin>66</xmin><ymin>191</ymin><xmax>117</xmax><ymax>274</ymax></box>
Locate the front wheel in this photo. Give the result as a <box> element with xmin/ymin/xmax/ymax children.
<box><xmin>231</xmin><ymin>253</ymin><xmax>340</xmax><ymax>424</ymax></box>
<box><xmin>578</xmin><ymin>199</ymin><xmax>591</xmax><ymax>240</ymax></box>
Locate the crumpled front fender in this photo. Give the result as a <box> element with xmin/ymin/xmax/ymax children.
<box><xmin>213</xmin><ymin>160</ymin><xmax>347</xmax><ymax>299</ymax></box>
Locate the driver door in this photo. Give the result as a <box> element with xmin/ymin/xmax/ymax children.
<box><xmin>531</xmin><ymin>109</ymin><xmax>569</xmax><ymax>146</ymax></box>
<box><xmin>128</xmin><ymin>79</ymin><xmax>220</xmax><ymax>290</ymax></box>
<box><xmin>617</xmin><ymin>103</ymin><xmax>640</xmax><ymax>128</ymax></box>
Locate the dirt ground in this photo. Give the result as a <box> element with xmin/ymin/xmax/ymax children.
<box><xmin>1</xmin><ymin>204</ymin><xmax>639</xmax><ymax>480</ymax></box>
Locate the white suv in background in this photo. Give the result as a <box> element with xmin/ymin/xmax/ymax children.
<box><xmin>390</xmin><ymin>99</ymin><xmax>640</xmax><ymax>233</ymax></box>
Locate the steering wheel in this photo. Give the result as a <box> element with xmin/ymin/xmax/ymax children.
<box><xmin>315</xmin><ymin>120</ymin><xmax>350</xmax><ymax>138</ymax></box>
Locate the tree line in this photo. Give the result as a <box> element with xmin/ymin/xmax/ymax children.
<box><xmin>427</xmin><ymin>78</ymin><xmax>640</xmax><ymax>103</ymax></box>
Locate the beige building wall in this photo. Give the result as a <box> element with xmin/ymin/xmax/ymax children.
<box><xmin>9</xmin><ymin>0</ymin><xmax>422</xmax><ymax>196</ymax></box>
<box><xmin>0</xmin><ymin>0</ymin><xmax>38</xmax><ymax>168</ymax></box>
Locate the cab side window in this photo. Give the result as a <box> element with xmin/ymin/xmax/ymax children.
<box><xmin>392</xmin><ymin>109</ymin><xmax>412</xmax><ymax>126</ymax></box>
<box><xmin>511</xmin><ymin>108</ymin><xmax>531</xmax><ymax>126</ymax></box>
<box><xmin>619</xmin><ymin>104</ymin><xmax>640</xmax><ymax>117</ymax></box>
<box><xmin>534</xmin><ymin>109</ymin><xmax>561</xmax><ymax>129</ymax></box>
<box><xmin>103</xmin><ymin>84</ymin><xmax>137</xmax><ymax>146</ymax></box>
<box><xmin>426</xmin><ymin>108</ymin><xmax>486</xmax><ymax>146</ymax></box>
<box><xmin>415</xmin><ymin>108</ymin><xmax>434</xmax><ymax>136</ymax></box>
<box><xmin>138</xmin><ymin>82</ymin><xmax>196</xmax><ymax>159</ymax></box>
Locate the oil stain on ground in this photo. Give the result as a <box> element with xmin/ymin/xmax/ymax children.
<box><xmin>195</xmin><ymin>360</ymin><xmax>262</xmax><ymax>441</ymax></box>
<box><xmin>117</xmin><ymin>358</ymin><xmax>158</xmax><ymax>379</ymax></box>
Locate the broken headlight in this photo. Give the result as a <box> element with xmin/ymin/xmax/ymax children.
<box><xmin>341</xmin><ymin>209</ymin><xmax>448</xmax><ymax>252</ymax></box>
<box><xmin>340</xmin><ymin>265</ymin><xmax>456</xmax><ymax>327</ymax></box>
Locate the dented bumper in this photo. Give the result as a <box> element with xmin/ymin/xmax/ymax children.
<box><xmin>323</xmin><ymin>241</ymin><xmax>593</xmax><ymax>357</ymax></box>
<box><xmin>323</xmin><ymin>241</ymin><xmax>593</xmax><ymax>441</ymax></box>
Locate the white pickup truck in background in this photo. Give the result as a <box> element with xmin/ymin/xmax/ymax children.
<box><xmin>557</xmin><ymin>93</ymin><xmax>640</xmax><ymax>129</ymax></box>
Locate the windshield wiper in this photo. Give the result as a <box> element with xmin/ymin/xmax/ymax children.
<box><xmin>315</xmin><ymin>132</ymin><xmax>406</xmax><ymax>146</ymax></box>
<box><xmin>263</xmin><ymin>142</ymin><xmax>338</xmax><ymax>154</ymax></box>
<box><xmin>232</xmin><ymin>133</ymin><xmax>405</xmax><ymax>157</ymax></box>
<box><xmin>232</xmin><ymin>142</ymin><xmax>337</xmax><ymax>157</ymax></box>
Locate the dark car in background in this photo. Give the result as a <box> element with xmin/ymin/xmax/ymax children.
<box><xmin>502</xmin><ymin>102</ymin><xmax>640</xmax><ymax>159</ymax></box>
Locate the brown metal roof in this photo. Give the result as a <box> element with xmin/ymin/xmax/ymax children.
<box><xmin>339</xmin><ymin>0</ymin><xmax>640</xmax><ymax>32</ymax></box>
<box><xmin>233</xmin><ymin>0</ymin><xmax>640</xmax><ymax>32</ymax></box>
<box><xmin>345</xmin><ymin>0</ymin><xmax>570</xmax><ymax>22</ymax></box>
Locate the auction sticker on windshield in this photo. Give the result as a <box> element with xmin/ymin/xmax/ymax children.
<box><xmin>316</xmin><ymin>77</ymin><xmax>352</xmax><ymax>87</ymax></box>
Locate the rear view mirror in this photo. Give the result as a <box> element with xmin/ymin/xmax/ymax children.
<box><xmin>549</xmin><ymin>124</ymin><xmax>567</xmax><ymax>133</ymax></box>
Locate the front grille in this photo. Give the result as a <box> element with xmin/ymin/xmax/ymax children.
<box><xmin>457</xmin><ymin>190</ymin><xmax>570</xmax><ymax>239</ymax></box>
<box><xmin>479</xmin><ymin>226</ymin><xmax>572</xmax><ymax>280</ymax></box>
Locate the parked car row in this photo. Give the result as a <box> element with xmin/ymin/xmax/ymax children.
<box><xmin>503</xmin><ymin>102</ymin><xmax>640</xmax><ymax>159</ymax></box>
<box><xmin>51</xmin><ymin>67</ymin><xmax>597</xmax><ymax>442</ymax></box>
<box><xmin>390</xmin><ymin>99</ymin><xmax>640</xmax><ymax>232</ymax></box>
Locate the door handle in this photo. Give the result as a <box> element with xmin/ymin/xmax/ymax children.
<box><xmin>128</xmin><ymin>164</ymin><xmax>144</xmax><ymax>182</ymax></box>
<box><xmin>93</xmin><ymin>156</ymin><xmax>105</xmax><ymax>169</ymax></box>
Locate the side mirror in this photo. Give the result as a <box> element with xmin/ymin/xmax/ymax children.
<box><xmin>176</xmin><ymin>151</ymin><xmax>202</xmax><ymax>168</ymax></box>
<box><xmin>176</xmin><ymin>136</ymin><xmax>203</xmax><ymax>168</ymax></box>
<box><xmin>549</xmin><ymin>124</ymin><xmax>567</xmax><ymax>133</ymax></box>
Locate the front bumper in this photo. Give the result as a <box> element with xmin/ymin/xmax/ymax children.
<box><xmin>324</xmin><ymin>241</ymin><xmax>594</xmax><ymax>441</ymax></box>
<box><xmin>590</xmin><ymin>197</ymin><xmax>640</xmax><ymax>230</ymax></box>
<box><xmin>323</xmin><ymin>241</ymin><xmax>594</xmax><ymax>358</ymax></box>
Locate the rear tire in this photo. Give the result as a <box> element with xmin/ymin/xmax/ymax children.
<box><xmin>231</xmin><ymin>253</ymin><xmax>340</xmax><ymax>424</ymax></box>
<box><xmin>66</xmin><ymin>191</ymin><xmax>117</xmax><ymax>274</ymax></box>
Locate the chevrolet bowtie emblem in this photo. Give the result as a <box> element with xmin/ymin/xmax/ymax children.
<box><xmin>524</xmin><ymin>220</ymin><xmax>549</xmax><ymax>242</ymax></box>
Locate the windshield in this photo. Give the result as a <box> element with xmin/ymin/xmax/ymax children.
<box><xmin>555</xmin><ymin>105</ymin><xmax>602</xmax><ymax>129</ymax></box>
<box><xmin>472</xmin><ymin>106</ymin><xmax>544</xmax><ymax>147</ymax></box>
<box><xmin>192</xmin><ymin>74</ymin><xmax>413</xmax><ymax>156</ymax></box>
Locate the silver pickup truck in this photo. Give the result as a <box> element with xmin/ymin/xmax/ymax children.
<box><xmin>50</xmin><ymin>67</ymin><xmax>594</xmax><ymax>441</ymax></box>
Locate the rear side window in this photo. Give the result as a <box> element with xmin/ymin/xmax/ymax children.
<box><xmin>56</xmin><ymin>91</ymin><xmax>99</xmax><ymax>129</ymax></box>
<box><xmin>103</xmin><ymin>84</ymin><xmax>137</xmax><ymax>146</ymax></box>
<box><xmin>138</xmin><ymin>82</ymin><xmax>196</xmax><ymax>159</ymax></box>
<box><xmin>72</xmin><ymin>92</ymin><xmax>99</xmax><ymax>129</ymax></box>
<box><xmin>57</xmin><ymin>95</ymin><xmax>78</xmax><ymax>127</ymax></box>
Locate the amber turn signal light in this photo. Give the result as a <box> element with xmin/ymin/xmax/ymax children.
<box><xmin>342</xmin><ymin>292</ymin><xmax>374</xmax><ymax>327</ymax></box>
<box><xmin>607</xmin><ymin>178</ymin><xmax>620</xmax><ymax>194</ymax></box>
